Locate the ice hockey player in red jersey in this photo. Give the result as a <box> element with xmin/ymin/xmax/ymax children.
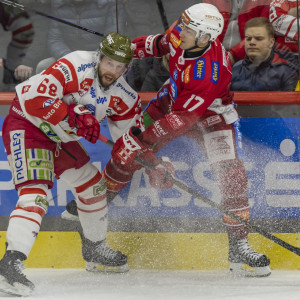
<box><xmin>104</xmin><ymin>3</ymin><xmax>271</xmax><ymax>278</ymax></box>
<box><xmin>63</xmin><ymin>3</ymin><xmax>271</xmax><ymax>278</ymax></box>
<box><xmin>0</xmin><ymin>32</ymin><xmax>145</xmax><ymax>296</ymax></box>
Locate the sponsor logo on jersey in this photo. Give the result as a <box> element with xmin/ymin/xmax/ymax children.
<box><xmin>184</xmin><ymin>65</ymin><xmax>191</xmax><ymax>84</ymax></box>
<box><xmin>165</xmin><ymin>112</ymin><xmax>184</xmax><ymax>130</ymax></box>
<box><xmin>10</xmin><ymin>130</ymin><xmax>27</xmax><ymax>184</ymax></box>
<box><xmin>21</xmin><ymin>85</ymin><xmax>31</xmax><ymax>94</ymax></box>
<box><xmin>43</xmin><ymin>98</ymin><xmax>56</xmax><ymax>108</ymax></box>
<box><xmin>170</xmin><ymin>77</ymin><xmax>177</xmax><ymax>100</ymax></box>
<box><xmin>85</xmin><ymin>104</ymin><xmax>96</xmax><ymax>115</ymax></box>
<box><xmin>174</xmin><ymin>22</ymin><xmax>183</xmax><ymax>32</ymax></box>
<box><xmin>272</xmin><ymin>15</ymin><xmax>285</xmax><ymax>31</ymax></box>
<box><xmin>90</xmin><ymin>87</ymin><xmax>96</xmax><ymax>98</ymax></box>
<box><xmin>204</xmin><ymin>130</ymin><xmax>235</xmax><ymax>163</ymax></box>
<box><xmin>29</xmin><ymin>160</ymin><xmax>53</xmax><ymax>169</ymax></box>
<box><xmin>39</xmin><ymin>122</ymin><xmax>61</xmax><ymax>143</ymax></box>
<box><xmin>77</xmin><ymin>62</ymin><xmax>96</xmax><ymax>72</ymax></box>
<box><xmin>158</xmin><ymin>87</ymin><xmax>168</xmax><ymax>99</ymax></box>
<box><xmin>80</xmin><ymin>78</ymin><xmax>93</xmax><ymax>92</ymax></box>
<box><xmin>42</xmin><ymin>100</ymin><xmax>63</xmax><ymax>121</ymax></box>
<box><xmin>178</xmin><ymin>55</ymin><xmax>185</xmax><ymax>65</ymax></box>
<box><xmin>169</xmin><ymin>42</ymin><xmax>176</xmax><ymax>57</ymax></box>
<box><xmin>35</xmin><ymin>195</ymin><xmax>49</xmax><ymax>212</ymax></box>
<box><xmin>193</xmin><ymin>58</ymin><xmax>206</xmax><ymax>80</ymax></box>
<box><xmin>109</xmin><ymin>96</ymin><xmax>129</xmax><ymax>114</ymax></box>
<box><xmin>211</xmin><ymin>61</ymin><xmax>219</xmax><ymax>84</ymax></box>
<box><xmin>200</xmin><ymin>115</ymin><xmax>222</xmax><ymax>127</ymax></box>
<box><xmin>12</xmin><ymin>106</ymin><xmax>26</xmax><ymax>118</ymax></box>
<box><xmin>97</xmin><ymin>96</ymin><xmax>107</xmax><ymax>104</ymax></box>
<box><xmin>116</xmin><ymin>82</ymin><xmax>136</xmax><ymax>99</ymax></box>
<box><xmin>209</xmin><ymin>136</ymin><xmax>230</xmax><ymax>150</ymax></box>
<box><xmin>173</xmin><ymin>69</ymin><xmax>178</xmax><ymax>81</ymax></box>
<box><xmin>170</xmin><ymin>33</ymin><xmax>181</xmax><ymax>48</ymax></box>
<box><xmin>53</xmin><ymin>61</ymin><xmax>73</xmax><ymax>83</ymax></box>
<box><xmin>153</xmin><ymin>121</ymin><xmax>168</xmax><ymax>136</ymax></box>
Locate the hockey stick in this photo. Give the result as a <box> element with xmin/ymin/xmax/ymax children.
<box><xmin>0</xmin><ymin>0</ymin><xmax>104</xmax><ymax>37</ymax></box>
<box><xmin>116</xmin><ymin>0</ymin><xmax>119</xmax><ymax>33</ymax></box>
<box><xmin>98</xmin><ymin>133</ymin><xmax>300</xmax><ymax>256</ymax></box>
<box><xmin>156</xmin><ymin>0</ymin><xmax>169</xmax><ymax>31</ymax></box>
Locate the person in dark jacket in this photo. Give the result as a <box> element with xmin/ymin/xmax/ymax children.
<box><xmin>231</xmin><ymin>17</ymin><xmax>298</xmax><ymax>91</ymax></box>
<box><xmin>36</xmin><ymin>0</ymin><xmax>124</xmax><ymax>73</ymax></box>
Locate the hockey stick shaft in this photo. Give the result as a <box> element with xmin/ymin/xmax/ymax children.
<box><xmin>156</xmin><ymin>0</ymin><xmax>169</xmax><ymax>31</ymax></box>
<box><xmin>98</xmin><ymin>133</ymin><xmax>300</xmax><ymax>256</ymax></box>
<box><xmin>0</xmin><ymin>0</ymin><xmax>104</xmax><ymax>37</ymax></box>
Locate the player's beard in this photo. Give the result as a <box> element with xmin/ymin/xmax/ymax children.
<box><xmin>98</xmin><ymin>70</ymin><xmax>117</xmax><ymax>88</ymax></box>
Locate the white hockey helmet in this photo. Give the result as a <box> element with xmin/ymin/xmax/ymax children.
<box><xmin>181</xmin><ymin>3</ymin><xmax>224</xmax><ymax>42</ymax></box>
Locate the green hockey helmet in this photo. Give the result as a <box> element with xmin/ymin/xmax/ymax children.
<box><xmin>99</xmin><ymin>32</ymin><xmax>133</xmax><ymax>64</ymax></box>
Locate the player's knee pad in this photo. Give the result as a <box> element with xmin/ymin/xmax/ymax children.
<box><xmin>103</xmin><ymin>158</ymin><xmax>141</xmax><ymax>194</ymax></box>
<box><xmin>11</xmin><ymin>184</ymin><xmax>49</xmax><ymax>227</ymax></box>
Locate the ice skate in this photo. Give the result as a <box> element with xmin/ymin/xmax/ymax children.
<box><xmin>61</xmin><ymin>200</ymin><xmax>79</xmax><ymax>221</ymax></box>
<box><xmin>228</xmin><ymin>238</ymin><xmax>271</xmax><ymax>277</ymax></box>
<box><xmin>0</xmin><ymin>250</ymin><xmax>34</xmax><ymax>297</ymax></box>
<box><xmin>81</xmin><ymin>235</ymin><xmax>129</xmax><ymax>273</ymax></box>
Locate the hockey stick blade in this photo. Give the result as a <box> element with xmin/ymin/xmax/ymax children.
<box><xmin>0</xmin><ymin>0</ymin><xmax>104</xmax><ymax>37</ymax></box>
<box><xmin>98</xmin><ymin>133</ymin><xmax>300</xmax><ymax>256</ymax></box>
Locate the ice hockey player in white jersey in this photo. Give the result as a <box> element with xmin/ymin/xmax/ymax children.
<box><xmin>0</xmin><ymin>32</ymin><xmax>144</xmax><ymax>296</ymax></box>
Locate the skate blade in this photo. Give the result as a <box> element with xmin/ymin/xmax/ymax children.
<box><xmin>0</xmin><ymin>276</ymin><xmax>33</xmax><ymax>297</ymax></box>
<box><xmin>85</xmin><ymin>262</ymin><xmax>130</xmax><ymax>273</ymax></box>
<box><xmin>229</xmin><ymin>263</ymin><xmax>271</xmax><ymax>278</ymax></box>
<box><xmin>61</xmin><ymin>210</ymin><xmax>79</xmax><ymax>222</ymax></box>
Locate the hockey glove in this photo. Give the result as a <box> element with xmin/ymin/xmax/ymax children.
<box><xmin>145</xmin><ymin>156</ymin><xmax>175</xmax><ymax>190</ymax></box>
<box><xmin>111</xmin><ymin>126</ymin><xmax>149</xmax><ymax>165</ymax></box>
<box><xmin>111</xmin><ymin>127</ymin><xmax>174</xmax><ymax>189</ymax></box>
<box><xmin>67</xmin><ymin>104</ymin><xmax>100</xmax><ymax>144</ymax></box>
<box><xmin>131</xmin><ymin>34</ymin><xmax>163</xmax><ymax>58</ymax></box>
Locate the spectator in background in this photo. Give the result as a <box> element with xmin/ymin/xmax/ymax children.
<box><xmin>269</xmin><ymin>0</ymin><xmax>300</xmax><ymax>69</ymax></box>
<box><xmin>231</xmin><ymin>17</ymin><xmax>298</xmax><ymax>91</ymax></box>
<box><xmin>0</xmin><ymin>2</ymin><xmax>34</xmax><ymax>87</ymax></box>
<box><xmin>203</xmin><ymin>0</ymin><xmax>271</xmax><ymax>65</ymax></box>
<box><xmin>125</xmin><ymin>57</ymin><xmax>153</xmax><ymax>91</ymax></box>
<box><xmin>36</xmin><ymin>0</ymin><xmax>124</xmax><ymax>73</ymax></box>
<box><xmin>269</xmin><ymin>0</ymin><xmax>300</xmax><ymax>54</ymax></box>
<box><xmin>140</xmin><ymin>55</ymin><xmax>169</xmax><ymax>92</ymax></box>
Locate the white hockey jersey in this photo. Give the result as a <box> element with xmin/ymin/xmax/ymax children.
<box><xmin>15</xmin><ymin>50</ymin><xmax>144</xmax><ymax>143</ymax></box>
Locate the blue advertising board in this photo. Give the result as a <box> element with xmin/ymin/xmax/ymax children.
<box><xmin>0</xmin><ymin>117</ymin><xmax>299</xmax><ymax>219</ymax></box>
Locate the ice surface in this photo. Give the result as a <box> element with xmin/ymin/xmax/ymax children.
<box><xmin>1</xmin><ymin>269</ymin><xmax>300</xmax><ymax>300</ymax></box>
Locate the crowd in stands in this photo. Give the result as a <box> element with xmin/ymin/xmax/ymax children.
<box><xmin>1</xmin><ymin>0</ymin><xmax>300</xmax><ymax>93</ymax></box>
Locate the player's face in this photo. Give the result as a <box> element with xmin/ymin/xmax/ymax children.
<box><xmin>245</xmin><ymin>26</ymin><xmax>275</xmax><ymax>65</ymax></box>
<box><xmin>179</xmin><ymin>24</ymin><xmax>209</xmax><ymax>51</ymax></box>
<box><xmin>179</xmin><ymin>24</ymin><xmax>197</xmax><ymax>50</ymax></box>
<box><xmin>98</xmin><ymin>56</ymin><xmax>127</xmax><ymax>88</ymax></box>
